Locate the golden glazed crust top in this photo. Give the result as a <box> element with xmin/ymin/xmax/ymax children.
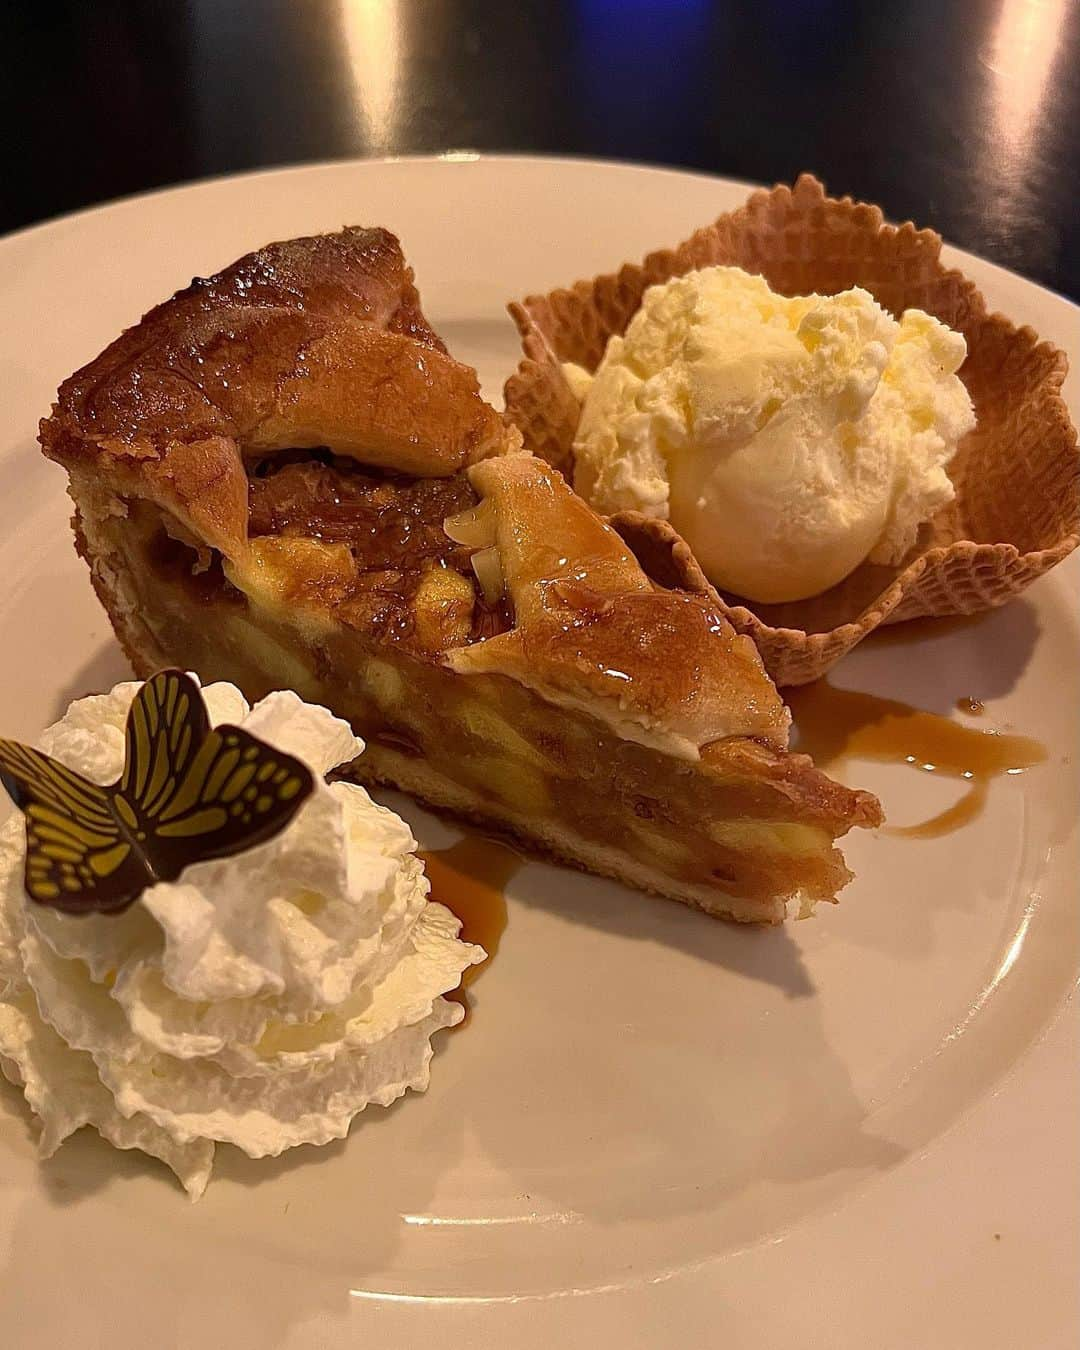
<box><xmin>448</xmin><ymin>455</ymin><xmax>793</xmax><ymax>754</ymax></box>
<box><xmin>42</xmin><ymin>226</ymin><xmax>805</xmax><ymax>759</ymax></box>
<box><xmin>40</xmin><ymin>227</ymin><xmax>507</xmax><ymax>552</ymax></box>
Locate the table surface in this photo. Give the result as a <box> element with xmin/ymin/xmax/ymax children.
<box><xmin>2</xmin><ymin>0</ymin><xmax>1078</xmax><ymax>301</ymax></box>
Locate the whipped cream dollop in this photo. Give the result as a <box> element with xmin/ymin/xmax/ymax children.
<box><xmin>567</xmin><ymin>266</ymin><xmax>976</xmax><ymax>603</ymax></box>
<box><xmin>0</xmin><ymin>679</ymin><xmax>483</xmax><ymax>1198</ymax></box>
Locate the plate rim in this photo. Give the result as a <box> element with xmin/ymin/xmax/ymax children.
<box><xmin>2</xmin><ymin>150</ymin><xmax>1078</xmax><ymax>317</ymax></box>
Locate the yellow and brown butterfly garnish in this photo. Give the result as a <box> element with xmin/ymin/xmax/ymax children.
<box><xmin>0</xmin><ymin>670</ymin><xmax>313</xmax><ymax>914</ymax></box>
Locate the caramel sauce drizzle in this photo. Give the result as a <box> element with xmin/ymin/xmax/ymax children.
<box><xmin>786</xmin><ymin>680</ymin><xmax>1046</xmax><ymax>839</ymax></box>
<box><xmin>420</xmin><ymin>835</ymin><xmax>522</xmax><ymax>1022</ymax></box>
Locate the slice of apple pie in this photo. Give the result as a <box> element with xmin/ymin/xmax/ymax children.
<box><xmin>40</xmin><ymin>227</ymin><xmax>881</xmax><ymax>923</ymax></box>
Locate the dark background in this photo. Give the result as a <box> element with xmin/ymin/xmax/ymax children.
<box><xmin>3</xmin><ymin>0</ymin><xmax>1078</xmax><ymax>298</ymax></box>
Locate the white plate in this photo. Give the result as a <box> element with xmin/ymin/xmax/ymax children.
<box><xmin>0</xmin><ymin>157</ymin><xmax>1076</xmax><ymax>1349</ymax></box>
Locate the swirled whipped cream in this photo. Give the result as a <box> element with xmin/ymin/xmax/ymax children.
<box><xmin>0</xmin><ymin>679</ymin><xmax>483</xmax><ymax>1198</ymax></box>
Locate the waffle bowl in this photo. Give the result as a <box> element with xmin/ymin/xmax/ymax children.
<box><xmin>503</xmin><ymin>174</ymin><xmax>1079</xmax><ymax>686</ymax></box>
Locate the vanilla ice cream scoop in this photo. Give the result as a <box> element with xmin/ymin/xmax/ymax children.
<box><xmin>567</xmin><ymin>266</ymin><xmax>975</xmax><ymax>604</ymax></box>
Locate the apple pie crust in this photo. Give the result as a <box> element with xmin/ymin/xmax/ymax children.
<box><xmin>40</xmin><ymin>227</ymin><xmax>881</xmax><ymax>923</ymax></box>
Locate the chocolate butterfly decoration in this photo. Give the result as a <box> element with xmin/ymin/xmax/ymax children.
<box><xmin>0</xmin><ymin>670</ymin><xmax>314</xmax><ymax>915</ymax></box>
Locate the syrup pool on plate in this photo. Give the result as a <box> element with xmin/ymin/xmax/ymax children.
<box><xmin>787</xmin><ymin>679</ymin><xmax>1046</xmax><ymax>838</ymax></box>
<box><xmin>420</xmin><ymin>835</ymin><xmax>521</xmax><ymax>1020</ymax></box>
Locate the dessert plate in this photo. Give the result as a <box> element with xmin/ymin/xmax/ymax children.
<box><xmin>0</xmin><ymin>156</ymin><xmax>1076</xmax><ymax>1350</ymax></box>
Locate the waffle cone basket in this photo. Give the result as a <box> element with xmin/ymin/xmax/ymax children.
<box><xmin>503</xmin><ymin>174</ymin><xmax>1079</xmax><ymax>686</ymax></box>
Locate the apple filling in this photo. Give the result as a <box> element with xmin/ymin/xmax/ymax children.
<box><xmin>244</xmin><ymin>455</ymin><xmax>511</xmax><ymax>648</ymax></box>
<box><xmin>74</xmin><ymin>454</ymin><xmax>866</xmax><ymax>921</ymax></box>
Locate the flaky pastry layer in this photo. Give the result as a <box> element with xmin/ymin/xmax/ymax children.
<box><xmin>41</xmin><ymin>223</ymin><xmax>882</xmax><ymax>920</ymax></box>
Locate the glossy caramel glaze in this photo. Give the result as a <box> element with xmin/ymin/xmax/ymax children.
<box><xmin>451</xmin><ymin>455</ymin><xmax>794</xmax><ymax>754</ymax></box>
<box><xmin>420</xmin><ymin>835</ymin><xmax>522</xmax><ymax>1022</ymax></box>
<box><xmin>788</xmin><ymin>679</ymin><xmax>1046</xmax><ymax>838</ymax></box>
